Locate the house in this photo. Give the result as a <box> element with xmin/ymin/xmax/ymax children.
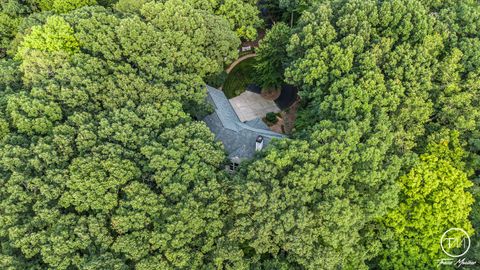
<box><xmin>203</xmin><ymin>85</ymin><xmax>285</xmax><ymax>171</ymax></box>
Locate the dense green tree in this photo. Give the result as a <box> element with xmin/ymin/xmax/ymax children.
<box><xmin>225</xmin><ymin>0</ymin><xmax>479</xmax><ymax>269</ymax></box>
<box><xmin>0</xmin><ymin>0</ymin><xmax>37</xmax><ymax>56</ymax></box>
<box><xmin>0</xmin><ymin>59</ymin><xmax>20</xmax><ymax>142</ymax></box>
<box><xmin>34</xmin><ymin>0</ymin><xmax>97</xmax><ymax>13</ymax></box>
<box><xmin>223</xmin><ymin>130</ymin><xmax>402</xmax><ymax>269</ymax></box>
<box><xmin>471</xmin><ymin>178</ymin><xmax>480</xmax><ymax>262</ymax></box>
<box><xmin>254</xmin><ymin>22</ymin><xmax>291</xmax><ymax>89</ymax></box>
<box><xmin>421</xmin><ymin>5</ymin><xmax>480</xmax><ymax>260</ymax></box>
<box><xmin>215</xmin><ymin>0</ymin><xmax>263</xmax><ymax>40</ymax></box>
<box><xmin>426</xmin><ymin>0</ymin><xmax>480</xmax><ymax>170</ymax></box>
<box><xmin>0</xmin><ymin>3</ymin><xmax>238</xmax><ymax>269</ymax></box>
<box><xmin>138</xmin><ymin>0</ymin><xmax>239</xmax><ymax>78</ymax></box>
<box><xmin>16</xmin><ymin>15</ymin><xmax>80</xmax><ymax>59</ymax></box>
<box><xmin>0</xmin><ymin>0</ymin><xmax>116</xmax><ymax>58</ymax></box>
<box><xmin>377</xmin><ymin>131</ymin><xmax>474</xmax><ymax>269</ymax></box>
<box><xmin>114</xmin><ymin>0</ymin><xmax>149</xmax><ymax>13</ymax></box>
<box><xmin>1</xmin><ymin>0</ymin><xmax>479</xmax><ymax>269</ymax></box>
<box><xmin>116</xmin><ymin>0</ymin><xmax>262</xmax><ymax>40</ymax></box>
<box><xmin>259</xmin><ymin>0</ymin><xmax>315</xmax><ymax>26</ymax></box>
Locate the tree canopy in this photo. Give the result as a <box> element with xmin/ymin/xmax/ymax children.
<box><xmin>378</xmin><ymin>131</ymin><xmax>474</xmax><ymax>269</ymax></box>
<box><xmin>223</xmin><ymin>0</ymin><xmax>479</xmax><ymax>268</ymax></box>
<box><xmin>254</xmin><ymin>22</ymin><xmax>291</xmax><ymax>89</ymax></box>
<box><xmin>0</xmin><ymin>2</ymin><xmax>239</xmax><ymax>269</ymax></box>
<box><xmin>0</xmin><ymin>0</ymin><xmax>478</xmax><ymax>269</ymax></box>
<box><xmin>115</xmin><ymin>0</ymin><xmax>263</xmax><ymax>40</ymax></box>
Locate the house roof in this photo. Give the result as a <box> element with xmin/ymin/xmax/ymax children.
<box><xmin>203</xmin><ymin>85</ymin><xmax>285</xmax><ymax>160</ymax></box>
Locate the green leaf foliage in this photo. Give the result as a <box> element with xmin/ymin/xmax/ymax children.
<box><xmin>116</xmin><ymin>0</ymin><xmax>263</xmax><ymax>41</ymax></box>
<box><xmin>0</xmin><ymin>0</ymin><xmax>479</xmax><ymax>269</ymax></box>
<box><xmin>16</xmin><ymin>15</ymin><xmax>80</xmax><ymax>59</ymax></box>
<box><xmin>35</xmin><ymin>0</ymin><xmax>97</xmax><ymax>13</ymax></box>
<box><xmin>0</xmin><ymin>2</ymin><xmax>237</xmax><ymax>269</ymax></box>
<box><xmin>0</xmin><ymin>0</ymin><xmax>38</xmax><ymax>55</ymax></box>
<box><xmin>254</xmin><ymin>22</ymin><xmax>291</xmax><ymax>89</ymax></box>
<box><xmin>222</xmin><ymin>0</ymin><xmax>480</xmax><ymax>269</ymax></box>
<box><xmin>215</xmin><ymin>0</ymin><xmax>263</xmax><ymax>40</ymax></box>
<box><xmin>378</xmin><ymin>131</ymin><xmax>474</xmax><ymax>269</ymax></box>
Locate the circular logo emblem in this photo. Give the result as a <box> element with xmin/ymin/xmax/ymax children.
<box><xmin>440</xmin><ymin>228</ymin><xmax>471</xmax><ymax>258</ymax></box>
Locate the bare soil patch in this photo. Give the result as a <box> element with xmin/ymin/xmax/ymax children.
<box><xmin>264</xmin><ymin>98</ymin><xmax>300</xmax><ymax>135</ymax></box>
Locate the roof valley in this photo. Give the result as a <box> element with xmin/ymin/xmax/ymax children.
<box><xmin>203</xmin><ymin>85</ymin><xmax>286</xmax><ymax>160</ymax></box>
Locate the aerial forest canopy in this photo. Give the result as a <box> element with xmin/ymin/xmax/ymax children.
<box><xmin>0</xmin><ymin>0</ymin><xmax>479</xmax><ymax>269</ymax></box>
<box><xmin>0</xmin><ymin>1</ymin><xmax>240</xmax><ymax>269</ymax></box>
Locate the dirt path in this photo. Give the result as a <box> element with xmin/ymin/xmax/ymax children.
<box><xmin>225</xmin><ymin>53</ymin><xmax>256</xmax><ymax>74</ymax></box>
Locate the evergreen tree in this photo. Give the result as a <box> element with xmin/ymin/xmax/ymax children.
<box><xmin>254</xmin><ymin>22</ymin><xmax>291</xmax><ymax>89</ymax></box>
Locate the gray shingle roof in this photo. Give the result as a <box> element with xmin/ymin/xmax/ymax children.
<box><xmin>203</xmin><ymin>85</ymin><xmax>285</xmax><ymax>160</ymax></box>
<box><xmin>245</xmin><ymin>118</ymin><xmax>270</xmax><ymax>130</ymax></box>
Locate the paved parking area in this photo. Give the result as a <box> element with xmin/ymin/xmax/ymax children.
<box><xmin>229</xmin><ymin>91</ymin><xmax>281</xmax><ymax>122</ymax></box>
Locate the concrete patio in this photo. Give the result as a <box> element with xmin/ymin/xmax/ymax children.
<box><xmin>229</xmin><ymin>91</ymin><xmax>281</xmax><ymax>122</ymax></box>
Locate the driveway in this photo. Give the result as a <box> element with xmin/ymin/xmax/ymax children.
<box><xmin>229</xmin><ymin>91</ymin><xmax>281</xmax><ymax>122</ymax></box>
